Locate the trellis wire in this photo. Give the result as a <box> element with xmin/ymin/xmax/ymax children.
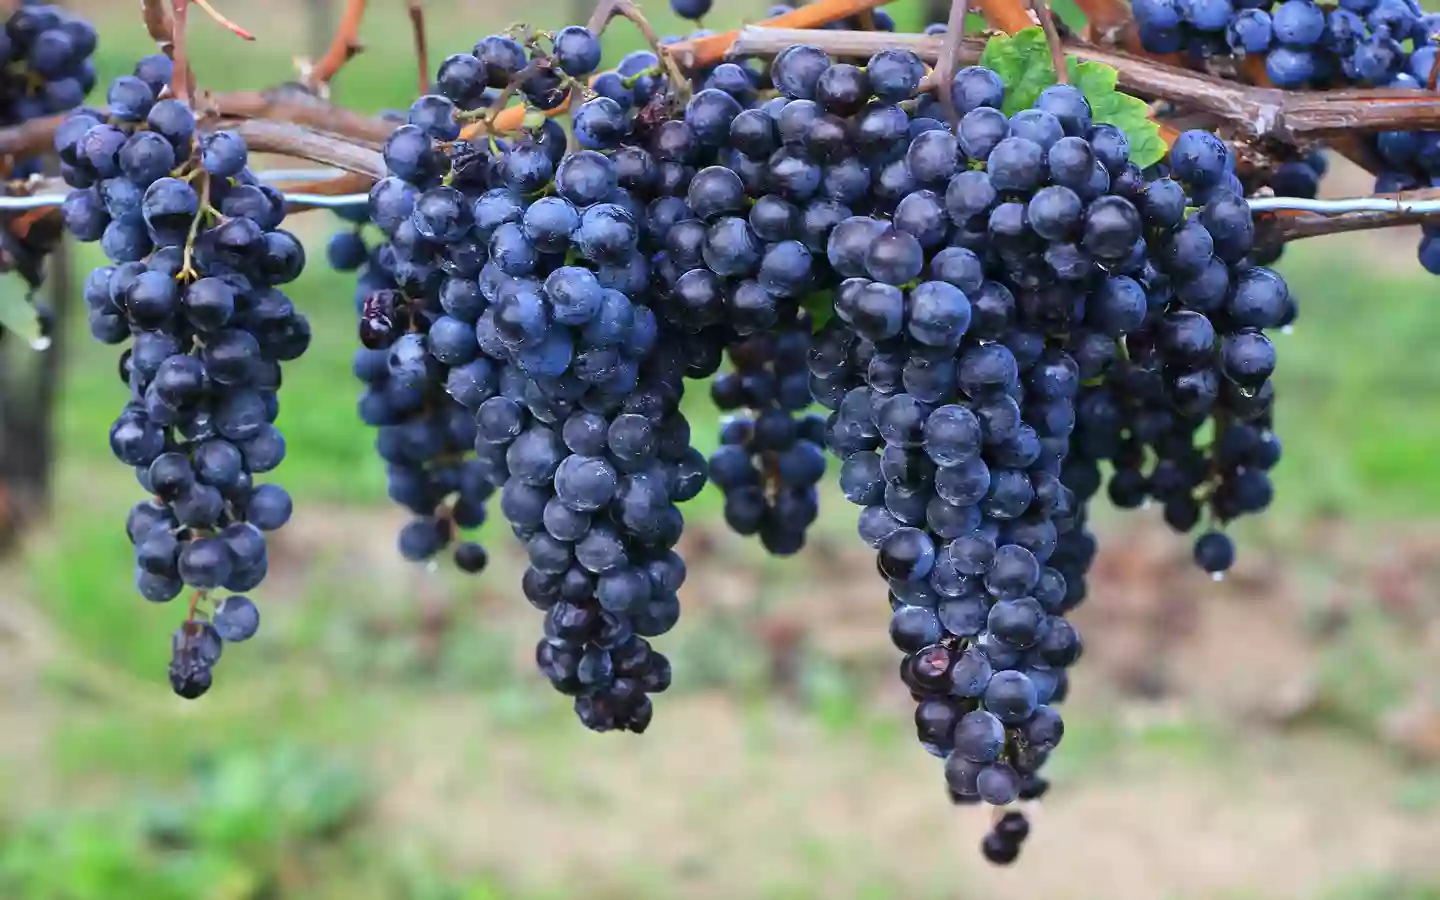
<box><xmin>1</xmin><ymin>184</ymin><xmax>1438</xmax><ymax>216</ymax></box>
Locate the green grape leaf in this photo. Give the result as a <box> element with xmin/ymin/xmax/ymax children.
<box><xmin>1067</xmin><ymin>58</ymin><xmax>1168</xmax><ymax>168</ymax></box>
<box><xmin>0</xmin><ymin>273</ymin><xmax>46</xmax><ymax>350</ymax></box>
<box><xmin>978</xmin><ymin>28</ymin><xmax>1167</xmax><ymax>168</ymax></box>
<box><xmin>979</xmin><ymin>28</ymin><xmax>1057</xmax><ymax>115</ymax></box>
<box><xmin>802</xmin><ymin>291</ymin><xmax>834</xmax><ymax>331</ymax></box>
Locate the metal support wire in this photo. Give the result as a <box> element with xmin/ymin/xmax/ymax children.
<box><xmin>1245</xmin><ymin>195</ymin><xmax>1440</xmax><ymax>214</ymax></box>
<box><xmin>3</xmin><ymin>182</ymin><xmax>1440</xmax><ymax>216</ymax></box>
<box><xmin>254</xmin><ymin>167</ymin><xmax>346</xmax><ymax>183</ymax></box>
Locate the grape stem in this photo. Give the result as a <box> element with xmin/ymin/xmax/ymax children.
<box><xmin>406</xmin><ymin>0</ymin><xmax>430</xmax><ymax>98</ymax></box>
<box><xmin>477</xmin><ymin>58</ymin><xmax>555</xmax><ymax>134</ymax></box>
<box><xmin>307</xmin><ymin>0</ymin><xmax>368</xmax><ymax>93</ymax></box>
<box><xmin>588</xmin><ymin>0</ymin><xmax>690</xmax><ymax>99</ymax></box>
<box><xmin>179</xmin><ymin>171</ymin><xmax>211</xmax><ymax>282</ymax></box>
<box><xmin>185</xmin><ymin>589</ymin><xmax>207</xmax><ymax>624</ymax></box>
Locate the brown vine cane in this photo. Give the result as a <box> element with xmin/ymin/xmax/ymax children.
<box><xmin>3</xmin><ymin>0</ymin><xmax>1438</xmax><ymax>238</ymax></box>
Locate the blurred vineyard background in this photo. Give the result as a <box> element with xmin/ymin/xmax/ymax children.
<box><xmin>1</xmin><ymin>0</ymin><xmax>1439</xmax><ymax>897</ymax></box>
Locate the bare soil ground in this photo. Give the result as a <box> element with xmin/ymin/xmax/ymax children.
<box><xmin>279</xmin><ymin>509</ymin><xmax>1440</xmax><ymax>899</ymax></box>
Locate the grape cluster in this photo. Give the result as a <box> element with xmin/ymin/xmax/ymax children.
<box><xmin>0</xmin><ymin>3</ymin><xmax>98</xmax><ymax>329</ymax></box>
<box><xmin>708</xmin><ymin>320</ymin><xmax>828</xmax><ymax>554</ymax></box>
<box><xmin>325</xmin><ymin>222</ymin><xmax>495</xmax><ymax>575</ymax></box>
<box><xmin>316</xmin><ymin>7</ymin><xmax>1294</xmax><ymax>857</ymax></box>
<box><xmin>761</xmin><ymin>55</ymin><xmax>1113</xmax><ymax>856</ymax></box>
<box><xmin>1065</xmin><ymin>128</ymin><xmax>1290</xmax><ymax>577</ymax></box>
<box><xmin>2</xmin><ymin>3</ymin><xmax>96</xmax><ymax>157</ymax></box>
<box><xmin>345</xmin><ymin>25</ymin><xmax>717</xmax><ymax>732</ymax></box>
<box><xmin>1130</xmin><ymin>0</ymin><xmax>1440</xmax><ymax>271</ymax></box>
<box><xmin>58</xmin><ymin>56</ymin><xmax>309</xmax><ymax>698</ymax></box>
<box><xmin>1133</xmin><ymin>0</ymin><xmax>1437</xmax><ymax>88</ymax></box>
<box><xmin>721</xmin><ymin>43</ymin><xmax>1289</xmax><ymax>859</ymax></box>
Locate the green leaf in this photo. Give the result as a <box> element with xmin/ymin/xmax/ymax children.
<box><xmin>979</xmin><ymin>28</ymin><xmax>1057</xmax><ymax>116</ymax></box>
<box><xmin>978</xmin><ymin>28</ymin><xmax>1167</xmax><ymax>168</ymax></box>
<box><xmin>1070</xmin><ymin>58</ymin><xmax>1167</xmax><ymax>168</ymax></box>
<box><xmin>0</xmin><ymin>274</ymin><xmax>45</xmax><ymax>350</ymax></box>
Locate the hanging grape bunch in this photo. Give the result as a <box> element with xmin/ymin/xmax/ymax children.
<box><xmin>299</xmin><ymin>1</ymin><xmax>1289</xmax><ymax>857</ymax></box>
<box><xmin>59</xmin><ymin>49</ymin><xmax>309</xmax><ymax>699</ymax></box>
<box><xmin>0</xmin><ymin>3</ymin><xmax>97</xmax><ymax>338</ymax></box>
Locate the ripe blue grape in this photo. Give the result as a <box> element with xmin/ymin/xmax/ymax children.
<box><xmin>61</xmin><ymin>71</ymin><xmax>306</xmax><ymax>699</ymax></box>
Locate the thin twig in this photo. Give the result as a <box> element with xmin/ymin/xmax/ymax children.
<box><xmin>929</xmin><ymin>0</ymin><xmax>972</xmax><ymax>126</ymax></box>
<box><xmin>191</xmin><ymin>0</ymin><xmax>255</xmax><ymax>40</ymax></box>
<box><xmin>1429</xmin><ymin>39</ymin><xmax>1440</xmax><ymax>92</ymax></box>
<box><xmin>309</xmin><ymin>0</ymin><xmax>368</xmax><ymax>91</ymax></box>
<box><xmin>475</xmin><ymin>58</ymin><xmax>551</xmax><ymax>135</ymax></box>
<box><xmin>1031</xmin><ymin>0</ymin><xmax>1067</xmax><ymax>84</ymax></box>
<box><xmin>170</xmin><ymin>0</ymin><xmax>192</xmax><ymax>102</ymax></box>
<box><xmin>406</xmin><ymin>0</ymin><xmax>429</xmax><ymax>97</ymax></box>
